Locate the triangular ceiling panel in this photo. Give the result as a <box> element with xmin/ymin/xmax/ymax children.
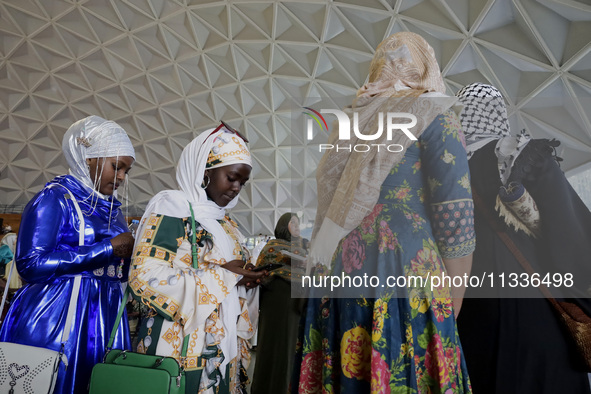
<box><xmin>253</xmin><ymin>150</ymin><xmax>277</xmax><ymax>180</ymax></box>
<box><xmin>37</xmin><ymin>1</ymin><xmax>71</xmax><ymax>20</ymax></box>
<box><xmin>32</xmin><ymin>26</ymin><xmax>74</xmax><ymax>61</ymax></box>
<box><xmin>192</xmin><ymin>5</ymin><xmax>229</xmax><ymax>41</ymax></box>
<box><xmin>233</xmin><ymin>42</ymin><xmax>272</xmax><ymax>73</ymax></box>
<box><xmin>477</xmin><ymin>44</ymin><xmax>554</xmax><ymax>103</ymax></box>
<box><xmin>57</xmin><ymin>8</ymin><xmax>98</xmax><ymax>42</ymax></box>
<box><xmin>28</xmin><ymin>96</ymin><xmax>67</xmax><ymax>122</ymax></box>
<box><xmin>109</xmin><ymin>2</ymin><xmax>154</xmax><ymax>32</ymax></box>
<box><xmin>133</xmin><ymin>113</ymin><xmax>168</xmax><ymax>142</ymax></box>
<box><xmin>30</xmin><ymin>43</ymin><xmax>74</xmax><ymax>73</ymax></box>
<box><xmin>32</xmin><ymin>77</ymin><xmax>66</xmax><ymax>104</ymax></box>
<box><xmin>520</xmin><ymin>114</ymin><xmax>591</xmax><ymax>168</ymax></box>
<box><xmin>521</xmin><ymin>79</ymin><xmax>591</xmax><ymax>147</ymax></box>
<box><xmin>272</xmin><ymin>77</ymin><xmax>312</xmax><ymax>106</ymax></box>
<box><xmin>82</xmin><ymin>6</ymin><xmax>128</xmax><ymax>43</ymax></box>
<box><xmin>121</xmin><ymin>76</ymin><xmax>158</xmax><ymax>110</ymax></box>
<box><xmin>568</xmin><ymin>79</ymin><xmax>591</xmax><ymax>107</ymax></box>
<box><xmin>177</xmin><ymin>55</ymin><xmax>211</xmax><ymax>89</ymax></box>
<box><xmin>282</xmin><ymin>2</ymin><xmax>327</xmax><ymax>40</ymax></box>
<box><xmin>277</xmin><ymin>44</ymin><xmax>320</xmax><ymax>77</ymax></box>
<box><xmin>232</xmin><ymin>3</ymin><xmax>274</xmax><ymax>38</ymax></box>
<box><xmin>275</xmin><ymin>4</ymin><xmax>319</xmax><ymax>43</ymax></box>
<box><xmin>161</xmin><ymin>14</ymin><xmax>200</xmax><ymax>51</ymax></box>
<box><xmin>277</xmin><ymin>112</ymin><xmax>306</xmax><ymax>146</ymax></box>
<box><xmin>248</xmin><ymin>131</ymin><xmax>276</xmax><ymax>156</ymax></box>
<box><xmin>335</xmin><ymin>0</ymin><xmax>387</xmax><ymax>11</ymax></box>
<box><xmin>518</xmin><ymin>0</ymin><xmax>570</xmax><ymax>65</ymax></box>
<box><xmin>247</xmin><ymin>115</ymin><xmax>276</xmax><ymax>146</ymax></box>
<box><xmin>315</xmin><ymin>49</ymin><xmax>358</xmax><ymax>86</ymax></box>
<box><xmin>229</xmin><ymin>7</ymin><xmax>270</xmax><ymax>42</ymax></box>
<box><xmin>324</xmin><ymin>6</ymin><xmax>373</xmax><ymax>52</ymax></box>
<box><xmin>211</xmin><ymin>91</ymin><xmax>243</xmax><ymax>121</ymax></box>
<box><xmin>149</xmin><ymin>65</ymin><xmax>184</xmax><ymax>97</ymax></box>
<box><xmin>272</xmin><ymin>45</ymin><xmax>312</xmax><ymax>79</ymax></box>
<box><xmin>52</xmin><ymin>63</ymin><xmax>92</xmax><ymax>92</ymax></box>
<box><xmin>187</xmin><ymin>11</ymin><xmax>228</xmax><ymax>50</ymax></box>
<box><xmin>160</xmin><ymin>101</ymin><xmax>192</xmax><ymax>133</ymax></box>
<box><xmin>401</xmin><ymin>21</ymin><xmax>464</xmax><ymax>70</ymax></box>
<box><xmin>126</xmin><ymin>0</ymin><xmax>179</xmax><ymax>21</ymax></box>
<box><xmin>563</xmin><ymin>21</ymin><xmax>591</xmax><ymax>65</ymax></box>
<box><xmin>277</xmin><ymin>180</ymin><xmax>295</xmax><ymax>209</ymax></box>
<box><xmin>337</xmin><ymin>6</ymin><xmax>391</xmax><ymax>50</ymax></box>
<box><xmin>215</xmin><ymin>85</ymin><xmax>242</xmax><ymax>115</ymax></box>
<box><xmin>0</xmin><ymin>5</ymin><xmax>26</xmax><ymax>40</ymax></box>
<box><xmin>252</xmin><ymin>180</ymin><xmax>278</xmax><ymax>207</ymax></box>
<box><xmin>252</xmin><ymin>211</ymin><xmax>274</xmax><ymax>234</ymax></box>
<box><xmin>186</xmin><ymin>92</ymin><xmax>217</xmax><ymax>124</ymax></box>
<box><xmin>239</xmin><ymin>86</ymin><xmax>271</xmax><ymax>116</ymax></box>
<box><xmin>2</xmin><ymin>3</ymin><xmax>47</xmax><ymax>36</ymax></box>
<box><xmin>9</xmin><ymin>42</ymin><xmax>46</xmax><ymax>71</ymax></box>
<box><xmin>400</xmin><ymin>0</ymin><xmax>463</xmax><ymax>32</ymax></box>
<box><xmin>444</xmin><ymin>42</ymin><xmax>496</xmax><ymax>86</ymax></box>
<box><xmin>324</xmin><ymin>46</ymin><xmax>372</xmax><ymax>87</ymax></box>
<box><xmin>0</xmin><ymin>32</ymin><xmax>22</xmax><ymax>60</ymax></box>
<box><xmin>57</xmin><ymin>26</ymin><xmax>101</xmax><ymax>60</ymax></box>
<box><xmin>475</xmin><ymin>0</ymin><xmax>552</xmax><ymax>65</ymax></box>
<box><xmin>161</xmin><ymin>26</ymin><xmax>193</xmax><ymax>61</ymax></box>
<box><xmin>8</xmin><ymin>114</ymin><xmax>43</xmax><ymax>141</ymax></box>
<box><xmin>442</xmin><ymin>0</ymin><xmax>489</xmax><ymax>32</ymax></box>
<box><xmin>203</xmin><ymin>52</ymin><xmax>237</xmax><ymax>87</ymax></box>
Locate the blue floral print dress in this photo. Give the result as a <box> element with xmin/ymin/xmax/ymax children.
<box><xmin>293</xmin><ymin>110</ymin><xmax>475</xmax><ymax>393</ymax></box>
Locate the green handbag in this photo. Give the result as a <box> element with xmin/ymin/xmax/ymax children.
<box><xmin>88</xmin><ymin>289</ymin><xmax>189</xmax><ymax>394</ymax></box>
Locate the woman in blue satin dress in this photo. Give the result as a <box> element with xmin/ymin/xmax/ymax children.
<box><xmin>0</xmin><ymin>116</ymin><xmax>135</xmax><ymax>393</ymax></box>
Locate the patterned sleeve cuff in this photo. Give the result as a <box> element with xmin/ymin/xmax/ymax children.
<box><xmin>431</xmin><ymin>199</ymin><xmax>476</xmax><ymax>258</ymax></box>
<box><xmin>438</xmin><ymin>238</ymin><xmax>476</xmax><ymax>259</ymax></box>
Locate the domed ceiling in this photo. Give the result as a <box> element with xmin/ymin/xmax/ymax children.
<box><xmin>1</xmin><ymin>0</ymin><xmax>590</xmax><ymax>235</ymax></box>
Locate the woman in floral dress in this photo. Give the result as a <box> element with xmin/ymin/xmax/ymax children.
<box><xmin>293</xmin><ymin>32</ymin><xmax>474</xmax><ymax>393</ymax></box>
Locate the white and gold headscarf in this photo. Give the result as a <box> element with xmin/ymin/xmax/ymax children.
<box><xmin>140</xmin><ymin>126</ymin><xmax>251</xmax><ymax>261</ymax></box>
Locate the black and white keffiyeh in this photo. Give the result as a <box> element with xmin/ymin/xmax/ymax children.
<box><xmin>456</xmin><ymin>82</ymin><xmax>531</xmax><ymax>185</ymax></box>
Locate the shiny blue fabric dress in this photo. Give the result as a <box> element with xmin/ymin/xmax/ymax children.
<box><xmin>0</xmin><ymin>175</ymin><xmax>131</xmax><ymax>394</ymax></box>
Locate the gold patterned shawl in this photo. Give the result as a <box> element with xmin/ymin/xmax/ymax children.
<box><xmin>255</xmin><ymin>238</ymin><xmax>307</xmax><ymax>284</ymax></box>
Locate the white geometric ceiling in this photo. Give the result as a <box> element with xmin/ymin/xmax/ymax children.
<box><xmin>1</xmin><ymin>0</ymin><xmax>590</xmax><ymax>236</ymax></box>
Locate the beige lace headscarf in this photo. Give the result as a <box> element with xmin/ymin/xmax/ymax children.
<box><xmin>309</xmin><ymin>32</ymin><xmax>456</xmax><ymax>270</ymax></box>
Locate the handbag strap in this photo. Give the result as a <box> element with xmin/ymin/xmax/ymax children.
<box><xmin>107</xmin><ymin>288</ymin><xmax>130</xmax><ymax>349</ymax></box>
<box><xmin>0</xmin><ymin>185</ymin><xmax>83</xmax><ymax>346</ymax></box>
<box><xmin>106</xmin><ymin>286</ymin><xmax>190</xmax><ymax>359</ymax></box>
<box><xmin>472</xmin><ymin>189</ymin><xmax>555</xmax><ymax>301</ymax></box>
<box><xmin>188</xmin><ymin>202</ymin><xmax>198</xmax><ymax>269</ymax></box>
<box><xmin>60</xmin><ymin>186</ymin><xmax>84</xmax><ymax>344</ymax></box>
<box><xmin>0</xmin><ymin>259</ymin><xmax>16</xmax><ymax>322</ymax></box>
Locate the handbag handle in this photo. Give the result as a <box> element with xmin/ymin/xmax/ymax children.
<box><xmin>106</xmin><ymin>286</ymin><xmax>190</xmax><ymax>360</ymax></box>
